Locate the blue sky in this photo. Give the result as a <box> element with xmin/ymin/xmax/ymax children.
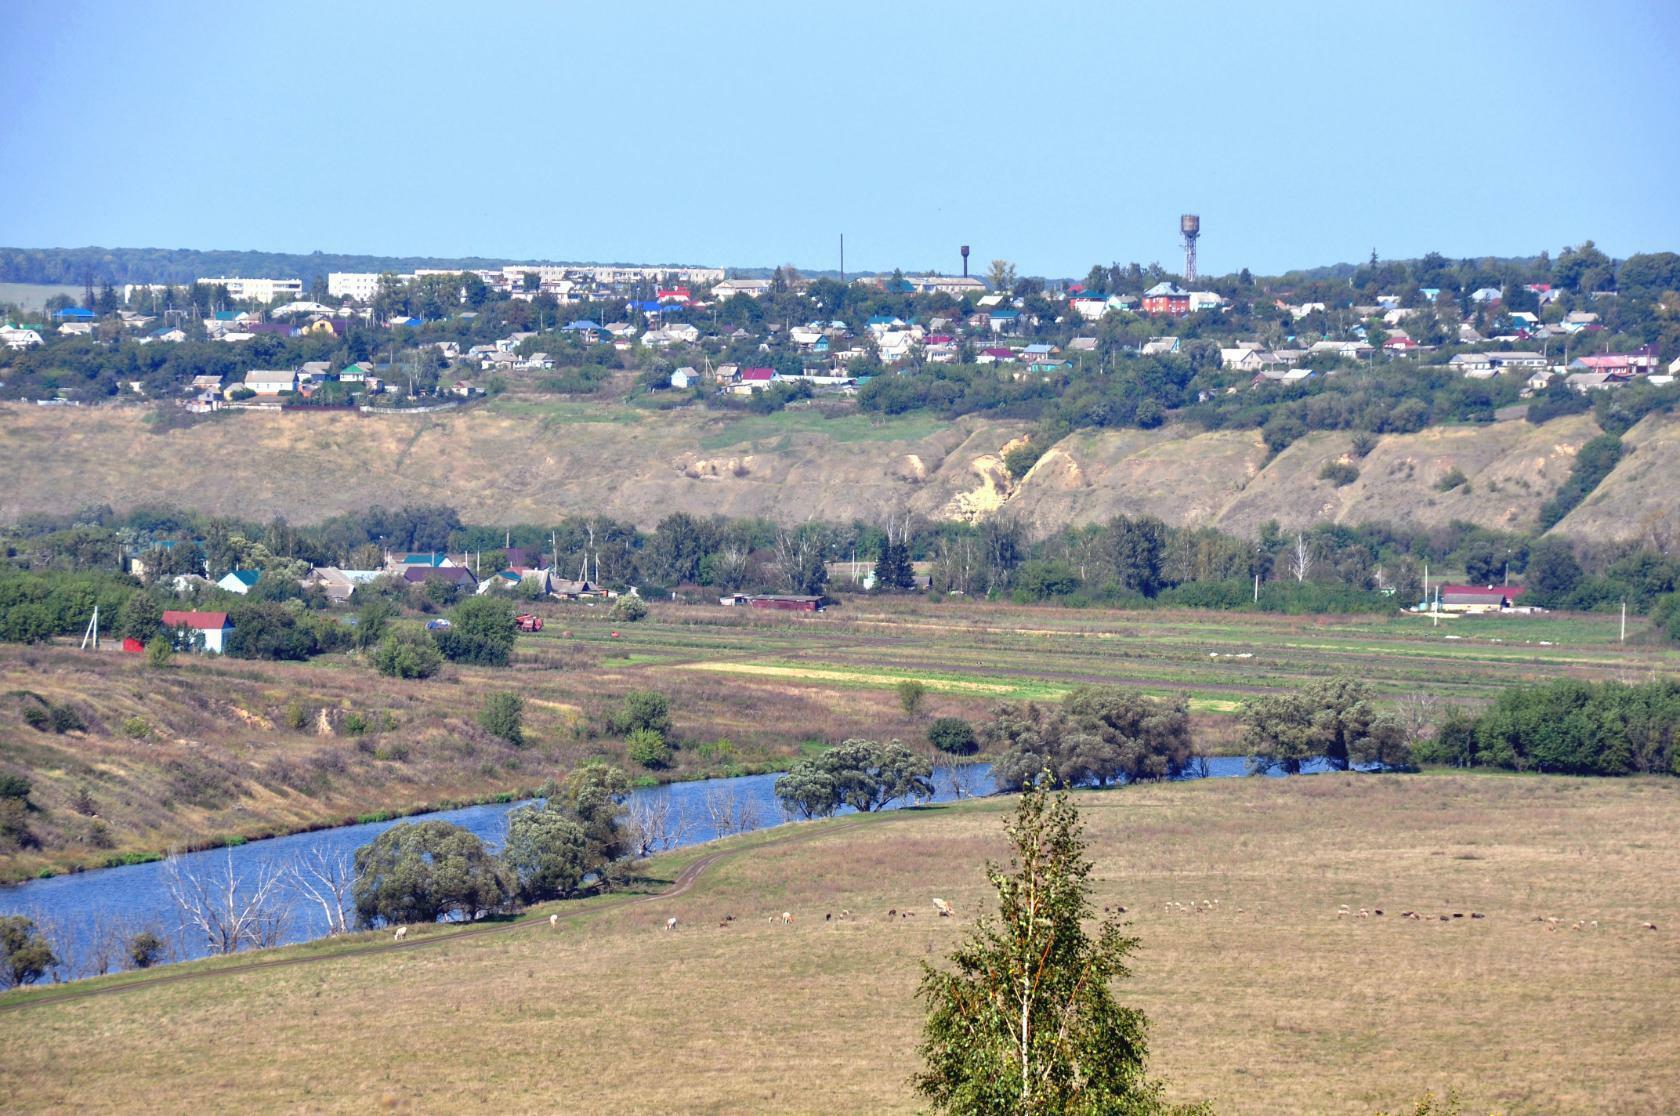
<box><xmin>2</xmin><ymin>0</ymin><xmax>1676</xmax><ymax>277</ymax></box>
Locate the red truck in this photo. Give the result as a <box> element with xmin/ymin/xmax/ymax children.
<box><xmin>514</xmin><ymin>613</ymin><xmax>544</xmax><ymax>633</ymax></box>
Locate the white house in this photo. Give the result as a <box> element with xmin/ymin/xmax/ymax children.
<box><xmin>218</xmin><ymin>570</ymin><xmax>260</xmax><ymax>594</ymax></box>
<box><xmin>711</xmin><ymin>278</ymin><xmax>772</xmax><ymax>299</ymax></box>
<box><xmin>671</xmin><ymin>367</ymin><xmax>700</xmax><ymax>389</ymax></box>
<box><xmin>1</xmin><ymin>326</ymin><xmax>44</xmax><ymax>350</ymax></box>
<box><xmin>1220</xmin><ymin>347</ymin><xmax>1265</xmax><ymax>372</ymax></box>
<box><xmin>243</xmin><ymin>369</ymin><xmax>298</xmax><ymax>395</ymax></box>
<box><xmin>161</xmin><ymin>610</ymin><xmax>232</xmax><ymax>654</ymax></box>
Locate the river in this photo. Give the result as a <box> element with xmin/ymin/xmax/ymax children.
<box><xmin>0</xmin><ymin>756</ymin><xmax>1313</xmax><ymax>980</ymax></box>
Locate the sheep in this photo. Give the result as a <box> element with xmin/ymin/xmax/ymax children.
<box><xmin>549</xmin><ymin>913</ymin><xmax>559</xmax><ymax>929</ymax></box>
<box><xmin>932</xmin><ymin>898</ymin><xmax>953</xmax><ymax>918</ymax></box>
<box><xmin>781</xmin><ymin>911</ymin><xmax>792</xmax><ymax>925</ymax></box>
<box><xmin>1644</xmin><ymin>922</ymin><xmax>1659</xmax><ymax>931</ymax></box>
<box><xmin>887</xmin><ymin>909</ymin><xmax>897</xmax><ymax>918</ymax></box>
<box><xmin>393</xmin><ymin>926</ymin><xmax>407</xmax><ymax>942</ymax></box>
<box><xmin>665</xmin><ymin>917</ymin><xmax>678</xmax><ymax>932</ymax></box>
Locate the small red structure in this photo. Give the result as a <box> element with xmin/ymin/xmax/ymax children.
<box><xmin>122</xmin><ymin>637</ymin><xmax>144</xmax><ymax>654</ymax></box>
<box><xmin>514</xmin><ymin>613</ymin><xmax>544</xmax><ymax>632</ymax></box>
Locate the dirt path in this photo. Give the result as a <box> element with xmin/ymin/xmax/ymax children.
<box><xmin>0</xmin><ymin>819</ymin><xmax>867</xmax><ymax>1016</ymax></box>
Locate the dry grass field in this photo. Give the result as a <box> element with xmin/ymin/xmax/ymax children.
<box><xmin>3</xmin><ymin>773</ymin><xmax>1676</xmax><ymax>1114</ymax></box>
<box><xmin>4</xmin><ymin>595</ymin><xmax>1674</xmax><ymax>881</ymax></box>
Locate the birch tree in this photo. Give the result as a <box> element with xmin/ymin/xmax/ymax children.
<box><xmin>915</xmin><ymin>783</ymin><xmax>1203</xmax><ymax>1115</ymax></box>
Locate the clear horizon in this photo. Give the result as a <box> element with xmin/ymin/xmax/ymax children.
<box><xmin>3</xmin><ymin>0</ymin><xmax>1676</xmax><ymax>278</ymax></box>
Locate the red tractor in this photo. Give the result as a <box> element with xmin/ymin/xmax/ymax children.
<box><xmin>514</xmin><ymin>613</ymin><xmax>544</xmax><ymax>633</ymax></box>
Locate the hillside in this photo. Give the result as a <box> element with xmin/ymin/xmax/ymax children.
<box><xmin>0</xmin><ymin>400</ymin><xmax>1670</xmax><ymax>539</ymax></box>
<box><xmin>4</xmin><ymin>774</ymin><xmax>1677</xmax><ymax>1113</ymax></box>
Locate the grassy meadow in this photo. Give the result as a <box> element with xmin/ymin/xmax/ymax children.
<box><xmin>2</xmin><ymin>773</ymin><xmax>1676</xmax><ymax>1113</ymax></box>
<box><xmin>3</xmin><ymin>596</ymin><xmax>1675</xmax><ymax>880</ymax></box>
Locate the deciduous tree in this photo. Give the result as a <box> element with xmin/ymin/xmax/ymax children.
<box><xmin>915</xmin><ymin>782</ymin><xmax>1202</xmax><ymax>1115</ymax></box>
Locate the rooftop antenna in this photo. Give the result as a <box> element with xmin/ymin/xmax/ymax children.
<box><xmin>1180</xmin><ymin>214</ymin><xmax>1201</xmax><ymax>283</ymax></box>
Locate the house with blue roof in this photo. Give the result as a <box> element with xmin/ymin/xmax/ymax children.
<box><xmin>217</xmin><ymin>569</ymin><xmax>260</xmax><ymax>595</ymax></box>
<box><xmin>988</xmin><ymin>308</ymin><xmax>1022</xmax><ymax>335</ymax></box>
<box><xmin>54</xmin><ymin>307</ymin><xmax>96</xmax><ymax>320</ymax></box>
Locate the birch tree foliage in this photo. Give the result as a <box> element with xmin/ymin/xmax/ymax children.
<box><xmin>914</xmin><ymin>781</ymin><xmax>1205</xmax><ymax>1116</ymax></box>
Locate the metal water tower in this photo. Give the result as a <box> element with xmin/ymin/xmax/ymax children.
<box><xmin>961</xmin><ymin>245</ymin><xmax>970</xmax><ymax>277</ymax></box>
<box><xmin>1180</xmin><ymin>214</ymin><xmax>1201</xmax><ymax>283</ymax></box>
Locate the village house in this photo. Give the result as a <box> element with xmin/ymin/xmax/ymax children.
<box><xmin>1140</xmin><ymin>336</ymin><xmax>1180</xmax><ymax>356</ymax></box>
<box><xmin>160</xmin><ymin>610</ymin><xmax>233</xmax><ymax>653</ymax></box>
<box><xmin>671</xmin><ymin>367</ymin><xmax>700</xmax><ymax>389</ymax></box>
<box><xmin>401</xmin><ymin>566</ymin><xmax>478</xmax><ymax>592</ymax></box>
<box><xmin>1141</xmin><ymin>282</ymin><xmax>1190</xmax><ymax>316</ymax></box>
<box><xmin>243</xmin><ymin>369</ymin><xmax>298</xmax><ymax>395</ymax></box>
<box><xmin>1434</xmin><ymin>585</ymin><xmax>1527</xmax><ymax>613</ymax></box>
<box><xmin>217</xmin><ymin>569</ymin><xmax>260</xmax><ymax>594</ymax></box>
<box><xmin>711</xmin><ymin>278</ymin><xmax>772</xmax><ymax>300</ymax></box>
<box><xmin>1220</xmin><ymin>347</ymin><xmax>1265</xmax><ymax>372</ymax></box>
<box><xmin>305</xmin><ymin>567</ymin><xmax>383</xmax><ymax>604</ymax></box>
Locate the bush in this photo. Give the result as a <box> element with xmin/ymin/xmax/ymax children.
<box><xmin>144</xmin><ymin>636</ymin><xmax>173</xmax><ymax>667</ymax></box>
<box><xmin>1350</xmin><ymin>431</ymin><xmax>1378</xmax><ymax>458</ymax></box>
<box><xmin>626</xmin><ymin>728</ymin><xmax>674</xmax><ymax>769</ymax></box>
<box><xmin>609</xmin><ymin>595</ymin><xmax>648</xmax><ymax>622</ymax></box>
<box><xmin>1318</xmin><ymin>461</ymin><xmax>1359</xmax><ymax>487</ymax></box>
<box><xmin>1002</xmin><ymin>442</ymin><xmax>1044</xmax><ymax>480</ymax></box>
<box><xmin>71</xmin><ymin>784</ymin><xmax>97</xmax><ymax>816</ymax></box>
<box><xmin>478</xmin><ymin>692</ymin><xmax>525</xmax><ymax>747</ymax></box>
<box><xmin>433</xmin><ymin>596</ymin><xmax>516</xmax><ymax>666</ymax></box>
<box><xmin>344</xmin><ymin>712</ymin><xmax>369</xmax><ymax>736</ymax></box>
<box><xmin>373</xmin><ymin>627</ymin><xmax>443</xmax><ymax>679</ymax></box>
<box><xmin>127</xmin><ymin>931</ymin><xmax>166</xmax><ymax>970</ymax></box>
<box><xmin>49</xmin><ymin>704</ymin><xmax>85</xmax><ymax>733</ymax></box>
<box><xmin>0</xmin><ymin>773</ymin><xmax>31</xmax><ymax>800</ymax></box>
<box><xmin>608</xmin><ymin>690</ymin><xmax>672</xmax><ymax>737</ymax></box>
<box><xmin>283</xmin><ymin>701</ymin><xmax>309</xmax><ymax>731</ymax></box>
<box><xmin>928</xmin><ymin>717</ymin><xmax>979</xmax><ymax>756</ymax></box>
<box><xmin>1435</xmin><ymin>467</ymin><xmax>1468</xmax><ymax>491</ymax></box>
<box><xmin>0</xmin><ymin>916</ymin><xmax>58</xmax><ymax>988</ymax></box>
<box><xmin>897</xmin><ymin>679</ymin><xmax>928</xmax><ymax>717</ymax></box>
<box><xmin>21</xmin><ymin>706</ymin><xmax>49</xmax><ymax>732</ymax></box>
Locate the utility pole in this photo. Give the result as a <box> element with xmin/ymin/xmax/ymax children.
<box><xmin>1621</xmin><ymin>600</ymin><xmax>1627</xmax><ymax>643</ymax></box>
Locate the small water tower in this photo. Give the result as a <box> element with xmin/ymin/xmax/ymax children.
<box><xmin>961</xmin><ymin>245</ymin><xmax>970</xmax><ymax>278</ymax></box>
<box><xmin>1180</xmin><ymin>214</ymin><xmax>1201</xmax><ymax>283</ymax></box>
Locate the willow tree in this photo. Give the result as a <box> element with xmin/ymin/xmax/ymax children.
<box><xmin>914</xmin><ymin>781</ymin><xmax>1203</xmax><ymax>1115</ymax></box>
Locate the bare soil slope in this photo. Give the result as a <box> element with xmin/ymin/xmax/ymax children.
<box><xmin>1</xmin><ymin>401</ymin><xmax>1669</xmax><ymax>539</ymax></box>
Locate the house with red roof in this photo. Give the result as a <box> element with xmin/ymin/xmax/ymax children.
<box><xmin>1434</xmin><ymin>585</ymin><xmax>1527</xmax><ymax>613</ymax></box>
<box><xmin>161</xmin><ymin>610</ymin><xmax>233</xmax><ymax>653</ymax></box>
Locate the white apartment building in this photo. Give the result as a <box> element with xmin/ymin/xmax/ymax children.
<box><xmin>197</xmin><ymin>276</ymin><xmax>304</xmax><ymax>303</ymax></box>
<box><xmin>328</xmin><ymin>273</ymin><xmax>385</xmax><ymax>302</ymax></box>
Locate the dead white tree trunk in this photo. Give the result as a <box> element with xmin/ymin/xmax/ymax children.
<box><xmin>163</xmin><ymin>850</ymin><xmax>291</xmax><ymax>955</ymax></box>
<box><xmin>627</xmin><ymin>797</ymin><xmax>690</xmax><ymax>858</ymax></box>
<box><xmin>704</xmin><ymin>784</ymin><xmax>760</xmax><ymax>837</ymax></box>
<box><xmin>285</xmin><ymin>847</ymin><xmax>356</xmax><ymax>935</ymax></box>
